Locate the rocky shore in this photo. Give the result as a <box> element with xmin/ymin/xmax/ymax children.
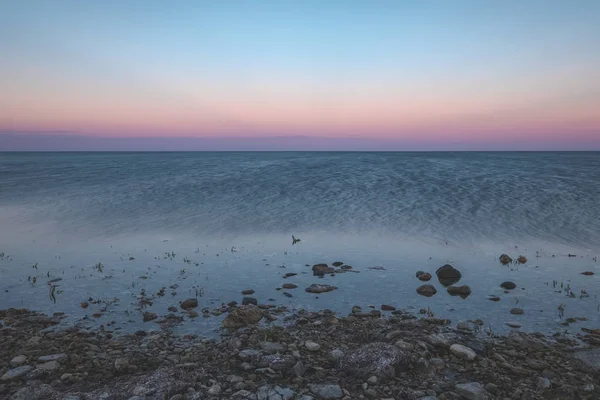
<box><xmin>1</xmin><ymin>304</ymin><xmax>600</xmax><ymax>400</ymax></box>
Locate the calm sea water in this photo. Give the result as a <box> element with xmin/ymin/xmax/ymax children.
<box><xmin>0</xmin><ymin>152</ymin><xmax>599</xmax><ymax>336</ymax></box>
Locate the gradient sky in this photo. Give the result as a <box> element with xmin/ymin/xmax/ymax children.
<box><xmin>1</xmin><ymin>0</ymin><xmax>599</xmax><ymax>149</ymax></box>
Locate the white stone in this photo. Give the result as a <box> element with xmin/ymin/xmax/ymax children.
<box><xmin>10</xmin><ymin>355</ymin><xmax>27</xmax><ymax>367</ymax></box>
<box><xmin>450</xmin><ymin>344</ymin><xmax>477</xmax><ymax>361</ymax></box>
<box><xmin>305</xmin><ymin>341</ymin><xmax>320</xmax><ymax>351</ymax></box>
<box><xmin>38</xmin><ymin>353</ymin><xmax>68</xmax><ymax>363</ymax></box>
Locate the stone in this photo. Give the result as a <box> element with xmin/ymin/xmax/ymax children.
<box><xmin>455</xmin><ymin>382</ymin><xmax>489</xmax><ymax>400</ymax></box>
<box><xmin>260</xmin><ymin>341</ymin><xmax>286</xmax><ymax>353</ymax></box>
<box><xmin>418</xmin><ymin>272</ymin><xmax>432</xmax><ymax>281</ymax></box>
<box><xmin>500</xmin><ymin>281</ymin><xmax>516</xmax><ymax>290</ymax></box>
<box><xmin>332</xmin><ymin>262</ymin><xmax>344</xmax><ymax>267</ymax></box>
<box><xmin>499</xmin><ymin>254</ymin><xmax>512</xmax><ymax>264</ymax></box>
<box><xmin>241</xmin><ymin>289</ymin><xmax>255</xmax><ymax>295</ymax></box>
<box><xmin>292</xmin><ymin>361</ymin><xmax>306</xmax><ymax>377</ymax></box>
<box><xmin>305</xmin><ymin>341</ymin><xmax>320</xmax><ymax>351</ymax></box>
<box><xmin>305</xmin><ymin>284</ymin><xmax>337</xmax><ymax>293</ymax></box>
<box><xmin>339</xmin><ymin>342</ymin><xmax>409</xmax><ymax>378</ymax></box>
<box><xmin>282</xmin><ymin>283</ymin><xmax>297</xmax><ymax>289</ymax></box>
<box><xmin>449</xmin><ymin>344</ymin><xmax>476</xmax><ymax>361</ymax></box>
<box><xmin>381</xmin><ymin>304</ymin><xmax>396</xmax><ymax>311</ymax></box>
<box><xmin>242</xmin><ymin>297</ymin><xmax>258</xmax><ymax>306</ymax></box>
<box><xmin>170</xmin><ymin>395</ymin><xmax>183</xmax><ymax>400</ymax></box>
<box><xmin>510</xmin><ymin>308</ymin><xmax>524</xmax><ymax>315</ymax></box>
<box><xmin>238</xmin><ymin>349</ymin><xmax>261</xmax><ymax>360</ymax></box>
<box><xmin>488</xmin><ymin>295</ymin><xmax>500</xmax><ymax>302</ymax></box>
<box><xmin>222</xmin><ymin>305</ymin><xmax>263</xmax><ymax>328</ymax></box>
<box><xmin>38</xmin><ymin>354</ymin><xmax>68</xmax><ymax>363</ymax></box>
<box><xmin>416</xmin><ymin>270</ymin><xmax>425</xmax><ymax>278</ymax></box>
<box><xmin>447</xmin><ymin>285</ymin><xmax>471</xmax><ymax>298</ymax></box>
<box><xmin>309</xmin><ymin>384</ymin><xmax>343</xmax><ymax>399</ymax></box>
<box><xmin>1</xmin><ymin>365</ymin><xmax>33</xmax><ymax>381</ymax></box>
<box><xmin>312</xmin><ymin>264</ymin><xmax>335</xmax><ymax>276</ymax></box>
<box><xmin>143</xmin><ymin>311</ymin><xmax>158</xmax><ymax>322</ymax></box>
<box><xmin>114</xmin><ymin>357</ymin><xmax>129</xmax><ymax>371</ymax></box>
<box><xmin>10</xmin><ymin>355</ymin><xmax>27</xmax><ymax>367</ymax></box>
<box><xmin>208</xmin><ymin>384</ymin><xmax>221</xmax><ymax>395</ymax></box>
<box><xmin>517</xmin><ymin>255</ymin><xmax>527</xmax><ymax>264</ymax></box>
<box><xmin>38</xmin><ymin>360</ymin><xmax>60</xmax><ymax>371</ymax></box>
<box><xmin>436</xmin><ymin>264</ymin><xmax>462</xmax><ymax>286</ymax></box>
<box><xmin>537</xmin><ymin>377</ymin><xmax>551</xmax><ymax>390</ymax></box>
<box><xmin>581</xmin><ymin>271</ymin><xmax>594</xmax><ymax>275</ymax></box>
<box><xmin>427</xmin><ymin>333</ymin><xmax>453</xmax><ymax>348</ymax></box>
<box><xmin>258</xmin><ymin>354</ymin><xmax>296</xmax><ymax>370</ymax></box>
<box><xmin>367</xmin><ymin>376</ymin><xmax>378</xmax><ymax>384</ymax></box>
<box><xmin>180</xmin><ymin>298</ymin><xmax>198</xmax><ymax>309</ymax></box>
<box><xmin>416</xmin><ymin>284</ymin><xmax>437</xmax><ymax>297</ymax></box>
<box><xmin>329</xmin><ymin>349</ymin><xmax>345</xmax><ymax>362</ymax></box>
<box><xmin>507</xmin><ymin>322</ymin><xmax>522</xmax><ymax>328</ymax></box>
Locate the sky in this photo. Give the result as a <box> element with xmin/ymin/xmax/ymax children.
<box><xmin>1</xmin><ymin>0</ymin><xmax>599</xmax><ymax>150</ymax></box>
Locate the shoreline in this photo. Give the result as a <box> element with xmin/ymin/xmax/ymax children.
<box><xmin>1</xmin><ymin>305</ymin><xmax>599</xmax><ymax>400</ymax></box>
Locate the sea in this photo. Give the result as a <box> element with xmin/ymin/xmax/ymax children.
<box><xmin>0</xmin><ymin>151</ymin><xmax>599</xmax><ymax>336</ymax></box>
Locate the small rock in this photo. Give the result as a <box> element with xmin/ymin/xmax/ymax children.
<box><xmin>416</xmin><ymin>284</ymin><xmax>437</xmax><ymax>297</ymax></box>
<box><xmin>309</xmin><ymin>384</ymin><xmax>343</xmax><ymax>399</ymax></box>
<box><xmin>510</xmin><ymin>308</ymin><xmax>524</xmax><ymax>315</ymax></box>
<box><xmin>581</xmin><ymin>271</ymin><xmax>594</xmax><ymax>276</ymax></box>
<box><xmin>500</xmin><ymin>281</ymin><xmax>516</xmax><ymax>290</ymax></box>
<box><xmin>114</xmin><ymin>357</ymin><xmax>129</xmax><ymax>372</ymax></box>
<box><xmin>499</xmin><ymin>254</ymin><xmax>512</xmax><ymax>264</ymax></box>
<box><xmin>447</xmin><ymin>285</ymin><xmax>471</xmax><ymax>298</ymax></box>
<box><xmin>305</xmin><ymin>284</ymin><xmax>337</xmax><ymax>293</ymax></box>
<box><xmin>241</xmin><ymin>289</ymin><xmax>255</xmax><ymax>295</ymax></box>
<box><xmin>418</xmin><ymin>272</ymin><xmax>432</xmax><ymax>281</ymax></box>
<box><xmin>367</xmin><ymin>376</ymin><xmax>378</xmax><ymax>384</ymax></box>
<box><xmin>1</xmin><ymin>365</ymin><xmax>33</xmax><ymax>381</ymax></box>
<box><xmin>488</xmin><ymin>296</ymin><xmax>500</xmax><ymax>302</ymax></box>
<box><xmin>517</xmin><ymin>255</ymin><xmax>527</xmax><ymax>264</ymax></box>
<box><xmin>449</xmin><ymin>344</ymin><xmax>476</xmax><ymax>361</ymax></box>
<box><xmin>180</xmin><ymin>298</ymin><xmax>198</xmax><ymax>309</ymax></box>
<box><xmin>292</xmin><ymin>361</ymin><xmax>306</xmax><ymax>377</ymax></box>
<box><xmin>38</xmin><ymin>354</ymin><xmax>68</xmax><ymax>363</ymax></box>
<box><xmin>10</xmin><ymin>355</ymin><xmax>27</xmax><ymax>367</ymax></box>
<box><xmin>305</xmin><ymin>341</ymin><xmax>320</xmax><ymax>351</ymax></box>
<box><xmin>282</xmin><ymin>283</ymin><xmax>297</xmax><ymax>289</ymax></box>
<box><xmin>208</xmin><ymin>384</ymin><xmax>221</xmax><ymax>395</ymax></box>
<box><xmin>143</xmin><ymin>312</ymin><xmax>158</xmax><ymax>322</ymax></box>
<box><xmin>329</xmin><ymin>349</ymin><xmax>345</xmax><ymax>362</ymax></box>
<box><xmin>312</xmin><ymin>264</ymin><xmax>335</xmax><ymax>276</ymax></box>
<box><xmin>38</xmin><ymin>360</ymin><xmax>60</xmax><ymax>371</ymax></box>
<box><xmin>455</xmin><ymin>382</ymin><xmax>489</xmax><ymax>400</ymax></box>
<box><xmin>339</xmin><ymin>342</ymin><xmax>409</xmax><ymax>378</ymax></box>
<box><xmin>537</xmin><ymin>377</ymin><xmax>551</xmax><ymax>390</ymax></box>
<box><xmin>381</xmin><ymin>304</ymin><xmax>396</xmax><ymax>311</ymax></box>
<box><xmin>242</xmin><ymin>297</ymin><xmax>258</xmax><ymax>306</ymax></box>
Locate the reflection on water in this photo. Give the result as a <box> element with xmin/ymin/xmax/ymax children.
<box><xmin>0</xmin><ymin>231</ymin><xmax>598</xmax><ymax>337</ymax></box>
<box><xmin>0</xmin><ymin>152</ymin><xmax>599</xmax><ymax>336</ymax></box>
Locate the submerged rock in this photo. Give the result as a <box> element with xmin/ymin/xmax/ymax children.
<box><xmin>305</xmin><ymin>284</ymin><xmax>337</xmax><ymax>293</ymax></box>
<box><xmin>499</xmin><ymin>254</ymin><xmax>512</xmax><ymax>265</ymax></box>
<box><xmin>381</xmin><ymin>304</ymin><xmax>396</xmax><ymax>311</ymax></box>
<box><xmin>180</xmin><ymin>298</ymin><xmax>198</xmax><ymax>310</ymax></box>
<box><xmin>332</xmin><ymin>261</ymin><xmax>344</xmax><ymax>267</ymax></box>
<box><xmin>517</xmin><ymin>255</ymin><xmax>527</xmax><ymax>264</ymax></box>
<box><xmin>416</xmin><ymin>284</ymin><xmax>437</xmax><ymax>297</ymax></box>
<box><xmin>510</xmin><ymin>308</ymin><xmax>524</xmax><ymax>315</ymax></box>
<box><xmin>436</xmin><ymin>264</ymin><xmax>462</xmax><ymax>286</ymax></box>
<box><xmin>418</xmin><ymin>272</ymin><xmax>432</xmax><ymax>281</ymax></box>
<box><xmin>447</xmin><ymin>285</ymin><xmax>472</xmax><ymax>298</ymax></box>
<box><xmin>282</xmin><ymin>283</ymin><xmax>297</xmax><ymax>289</ymax></box>
<box><xmin>241</xmin><ymin>297</ymin><xmax>257</xmax><ymax>306</ymax></box>
<box><xmin>143</xmin><ymin>312</ymin><xmax>158</xmax><ymax>322</ymax></box>
<box><xmin>500</xmin><ymin>281</ymin><xmax>516</xmax><ymax>290</ymax></box>
<box><xmin>312</xmin><ymin>264</ymin><xmax>335</xmax><ymax>276</ymax></box>
<box><xmin>338</xmin><ymin>342</ymin><xmax>409</xmax><ymax>378</ymax></box>
<box><xmin>222</xmin><ymin>305</ymin><xmax>263</xmax><ymax>328</ymax></box>
<box><xmin>241</xmin><ymin>289</ymin><xmax>255</xmax><ymax>295</ymax></box>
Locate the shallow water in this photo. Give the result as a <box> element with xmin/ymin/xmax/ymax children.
<box><xmin>0</xmin><ymin>152</ymin><xmax>599</xmax><ymax>336</ymax></box>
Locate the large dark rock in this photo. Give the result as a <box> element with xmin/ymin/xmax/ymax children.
<box><xmin>242</xmin><ymin>297</ymin><xmax>258</xmax><ymax>306</ymax></box>
<box><xmin>313</xmin><ymin>264</ymin><xmax>336</xmax><ymax>276</ymax></box>
<box><xmin>416</xmin><ymin>284</ymin><xmax>437</xmax><ymax>297</ymax></box>
<box><xmin>222</xmin><ymin>305</ymin><xmax>263</xmax><ymax>329</ymax></box>
<box><xmin>436</xmin><ymin>264</ymin><xmax>462</xmax><ymax>286</ymax></box>
<box><xmin>447</xmin><ymin>285</ymin><xmax>472</xmax><ymax>298</ymax></box>
<box><xmin>500</xmin><ymin>281</ymin><xmax>516</xmax><ymax>290</ymax></box>
<box><xmin>338</xmin><ymin>342</ymin><xmax>409</xmax><ymax>379</ymax></box>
